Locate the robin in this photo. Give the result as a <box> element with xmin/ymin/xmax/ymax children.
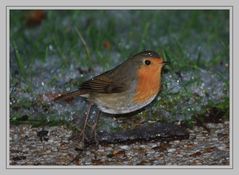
<box><xmin>54</xmin><ymin>50</ymin><xmax>166</xmax><ymax>143</ymax></box>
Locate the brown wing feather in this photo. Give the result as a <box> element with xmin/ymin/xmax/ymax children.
<box><xmin>79</xmin><ymin>73</ymin><xmax>126</xmax><ymax>93</ymax></box>
<box><xmin>55</xmin><ymin>60</ymin><xmax>133</xmax><ymax>102</ymax></box>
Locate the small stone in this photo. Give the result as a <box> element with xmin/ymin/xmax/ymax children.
<box><xmin>167</xmin><ymin>148</ymin><xmax>176</xmax><ymax>153</ymax></box>
<box><xmin>173</xmin><ymin>140</ymin><xmax>180</xmax><ymax>144</ymax></box>
<box><xmin>120</xmin><ymin>145</ymin><xmax>129</xmax><ymax>150</ymax></box>
<box><xmin>217</xmin><ymin>145</ymin><xmax>227</xmax><ymax>151</ymax></box>
<box><xmin>211</xmin><ymin>138</ymin><xmax>218</xmax><ymax>141</ymax></box>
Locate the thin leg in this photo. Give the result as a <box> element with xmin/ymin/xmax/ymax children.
<box><xmin>78</xmin><ymin>103</ymin><xmax>93</xmax><ymax>142</ymax></box>
<box><xmin>91</xmin><ymin>110</ymin><xmax>101</xmax><ymax>144</ymax></box>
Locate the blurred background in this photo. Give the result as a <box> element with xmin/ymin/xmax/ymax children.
<box><xmin>10</xmin><ymin>10</ymin><xmax>229</xmax><ymax>132</ymax></box>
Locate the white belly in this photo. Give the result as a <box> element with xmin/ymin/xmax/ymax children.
<box><xmin>95</xmin><ymin>93</ymin><xmax>157</xmax><ymax>114</ymax></box>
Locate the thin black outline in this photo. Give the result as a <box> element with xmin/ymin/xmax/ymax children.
<box><xmin>5</xmin><ymin>6</ymin><xmax>233</xmax><ymax>169</ymax></box>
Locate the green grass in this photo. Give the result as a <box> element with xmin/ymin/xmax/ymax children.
<box><xmin>10</xmin><ymin>10</ymin><xmax>230</xmax><ymax>129</ymax></box>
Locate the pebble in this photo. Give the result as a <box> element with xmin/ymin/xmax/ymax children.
<box><xmin>211</xmin><ymin>138</ymin><xmax>218</xmax><ymax>141</ymax></box>
<box><xmin>173</xmin><ymin>140</ymin><xmax>180</xmax><ymax>144</ymax></box>
<box><xmin>217</xmin><ymin>144</ymin><xmax>227</xmax><ymax>151</ymax></box>
<box><xmin>9</xmin><ymin>122</ymin><xmax>230</xmax><ymax>165</ymax></box>
<box><xmin>119</xmin><ymin>145</ymin><xmax>129</xmax><ymax>150</ymax></box>
<box><xmin>167</xmin><ymin>148</ymin><xmax>176</xmax><ymax>153</ymax></box>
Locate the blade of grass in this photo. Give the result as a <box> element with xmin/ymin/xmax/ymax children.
<box><xmin>139</xmin><ymin>22</ymin><xmax>150</xmax><ymax>50</ymax></box>
<box><xmin>13</xmin><ymin>41</ymin><xmax>26</xmax><ymax>79</ymax></box>
<box><xmin>75</xmin><ymin>27</ymin><xmax>91</xmax><ymax>60</ymax></box>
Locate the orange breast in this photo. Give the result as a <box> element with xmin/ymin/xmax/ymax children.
<box><xmin>133</xmin><ymin>64</ymin><xmax>161</xmax><ymax>103</ymax></box>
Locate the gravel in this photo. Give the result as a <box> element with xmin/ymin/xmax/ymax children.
<box><xmin>9</xmin><ymin>121</ymin><xmax>230</xmax><ymax>166</ymax></box>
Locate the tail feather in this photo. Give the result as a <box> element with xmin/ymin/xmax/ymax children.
<box><xmin>54</xmin><ymin>90</ymin><xmax>84</xmax><ymax>102</ymax></box>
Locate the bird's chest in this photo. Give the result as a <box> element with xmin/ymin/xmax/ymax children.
<box><xmin>133</xmin><ymin>69</ymin><xmax>161</xmax><ymax>104</ymax></box>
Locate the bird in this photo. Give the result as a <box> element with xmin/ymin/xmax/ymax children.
<box><xmin>54</xmin><ymin>50</ymin><xmax>166</xmax><ymax>143</ymax></box>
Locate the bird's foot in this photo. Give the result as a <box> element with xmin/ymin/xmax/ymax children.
<box><xmin>70</xmin><ymin>129</ymin><xmax>90</xmax><ymax>149</ymax></box>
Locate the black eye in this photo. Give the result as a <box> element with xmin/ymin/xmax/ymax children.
<box><xmin>144</xmin><ymin>60</ymin><xmax>151</xmax><ymax>65</ymax></box>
